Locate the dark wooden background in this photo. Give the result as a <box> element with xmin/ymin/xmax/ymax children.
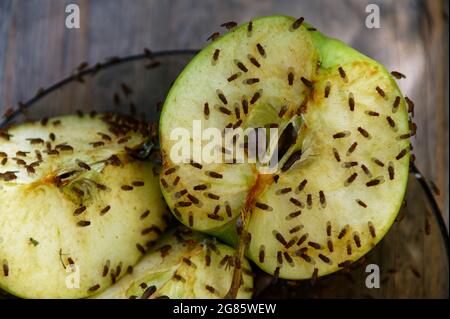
<box><xmin>0</xmin><ymin>0</ymin><xmax>448</xmax><ymax>226</ymax></box>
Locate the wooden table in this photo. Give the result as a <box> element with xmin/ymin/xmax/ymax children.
<box><xmin>0</xmin><ymin>0</ymin><xmax>448</xmax><ymax>226</ymax></box>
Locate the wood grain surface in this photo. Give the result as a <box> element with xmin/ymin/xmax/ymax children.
<box><xmin>0</xmin><ymin>0</ymin><xmax>448</xmax><ymax>226</ymax></box>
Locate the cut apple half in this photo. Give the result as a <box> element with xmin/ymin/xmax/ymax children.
<box><xmin>94</xmin><ymin>226</ymin><xmax>253</xmax><ymax>299</ymax></box>
<box><xmin>159</xmin><ymin>15</ymin><xmax>412</xmax><ymax>283</ymax></box>
<box><xmin>0</xmin><ymin>114</ymin><xmax>168</xmax><ymax>298</ymax></box>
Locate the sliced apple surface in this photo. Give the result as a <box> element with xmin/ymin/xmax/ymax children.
<box><xmin>0</xmin><ymin>114</ymin><xmax>168</xmax><ymax>298</ymax></box>
<box><xmin>159</xmin><ymin>15</ymin><xmax>411</xmax><ymax>280</ymax></box>
<box><xmin>94</xmin><ymin>227</ymin><xmax>253</xmax><ymax>299</ymax></box>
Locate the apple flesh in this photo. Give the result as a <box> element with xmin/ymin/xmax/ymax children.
<box><xmin>0</xmin><ymin>114</ymin><xmax>168</xmax><ymax>298</ymax></box>
<box><xmin>94</xmin><ymin>227</ymin><xmax>253</xmax><ymax>299</ymax></box>
<box><xmin>159</xmin><ymin>16</ymin><xmax>411</xmax><ymax>280</ymax></box>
